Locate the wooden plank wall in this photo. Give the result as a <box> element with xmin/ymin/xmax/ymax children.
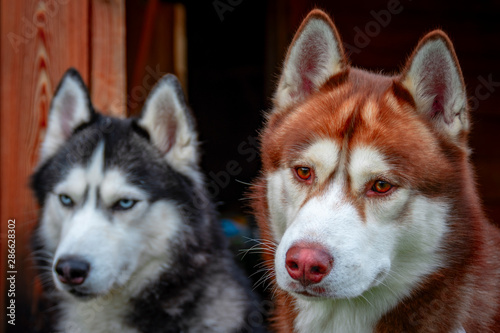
<box><xmin>91</xmin><ymin>0</ymin><xmax>126</xmax><ymax>117</ymax></box>
<box><xmin>0</xmin><ymin>1</ymin><xmax>125</xmax><ymax>332</ymax></box>
<box><xmin>126</xmin><ymin>0</ymin><xmax>187</xmax><ymax>116</ymax></box>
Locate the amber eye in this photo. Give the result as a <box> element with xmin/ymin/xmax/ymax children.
<box><xmin>295</xmin><ymin>167</ymin><xmax>312</xmax><ymax>181</ymax></box>
<box><xmin>372</xmin><ymin>180</ymin><xmax>393</xmax><ymax>194</ymax></box>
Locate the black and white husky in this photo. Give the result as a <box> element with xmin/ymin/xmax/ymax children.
<box><xmin>31</xmin><ymin>69</ymin><xmax>265</xmax><ymax>333</ymax></box>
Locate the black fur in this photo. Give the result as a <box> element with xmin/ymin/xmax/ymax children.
<box><xmin>31</xmin><ymin>82</ymin><xmax>267</xmax><ymax>332</ymax></box>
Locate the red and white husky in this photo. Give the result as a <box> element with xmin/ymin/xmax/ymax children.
<box><xmin>251</xmin><ymin>9</ymin><xmax>500</xmax><ymax>333</ymax></box>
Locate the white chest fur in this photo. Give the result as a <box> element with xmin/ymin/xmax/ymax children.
<box><xmin>294</xmin><ymin>298</ymin><xmax>468</xmax><ymax>333</ymax></box>
<box><xmin>294</xmin><ymin>298</ymin><xmax>379</xmax><ymax>333</ymax></box>
<box><xmin>58</xmin><ymin>292</ymin><xmax>139</xmax><ymax>333</ymax></box>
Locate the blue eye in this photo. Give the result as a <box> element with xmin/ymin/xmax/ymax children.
<box><xmin>113</xmin><ymin>199</ymin><xmax>137</xmax><ymax>211</ymax></box>
<box><xmin>59</xmin><ymin>194</ymin><xmax>74</xmax><ymax>207</ymax></box>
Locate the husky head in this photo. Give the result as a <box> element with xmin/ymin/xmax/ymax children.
<box><xmin>254</xmin><ymin>9</ymin><xmax>472</xmax><ymax>318</ymax></box>
<box><xmin>31</xmin><ymin>69</ymin><xmax>211</xmax><ymax>299</ymax></box>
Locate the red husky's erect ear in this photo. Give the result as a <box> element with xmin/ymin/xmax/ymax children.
<box><xmin>399</xmin><ymin>30</ymin><xmax>469</xmax><ymax>141</ymax></box>
<box><xmin>274</xmin><ymin>9</ymin><xmax>348</xmax><ymax>111</ymax></box>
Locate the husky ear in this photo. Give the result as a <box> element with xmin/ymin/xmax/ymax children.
<box><xmin>400</xmin><ymin>30</ymin><xmax>468</xmax><ymax>140</ymax></box>
<box><xmin>138</xmin><ymin>74</ymin><xmax>199</xmax><ymax>172</ymax></box>
<box><xmin>274</xmin><ymin>9</ymin><xmax>348</xmax><ymax>111</ymax></box>
<box><xmin>41</xmin><ymin>68</ymin><xmax>94</xmax><ymax>162</ymax></box>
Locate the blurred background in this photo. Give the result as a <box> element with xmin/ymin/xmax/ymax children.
<box><xmin>2</xmin><ymin>0</ymin><xmax>500</xmax><ymax>332</ymax></box>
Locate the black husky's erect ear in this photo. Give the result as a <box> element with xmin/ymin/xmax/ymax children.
<box><xmin>138</xmin><ymin>74</ymin><xmax>200</xmax><ymax>175</ymax></box>
<box><xmin>399</xmin><ymin>30</ymin><xmax>469</xmax><ymax>141</ymax></box>
<box><xmin>41</xmin><ymin>68</ymin><xmax>94</xmax><ymax>162</ymax></box>
<box><xmin>274</xmin><ymin>9</ymin><xmax>348</xmax><ymax>111</ymax></box>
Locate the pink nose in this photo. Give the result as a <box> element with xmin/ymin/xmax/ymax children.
<box><xmin>285</xmin><ymin>243</ymin><xmax>333</xmax><ymax>286</ymax></box>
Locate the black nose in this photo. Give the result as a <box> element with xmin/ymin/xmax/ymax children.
<box><xmin>55</xmin><ymin>256</ymin><xmax>90</xmax><ymax>285</ymax></box>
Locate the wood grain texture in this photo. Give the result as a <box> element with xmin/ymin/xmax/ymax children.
<box><xmin>1</xmin><ymin>1</ymin><xmax>90</xmax><ymax>330</ymax></box>
<box><xmin>130</xmin><ymin>0</ymin><xmax>159</xmax><ymax>108</ymax></box>
<box><xmin>1</xmin><ymin>0</ymin><xmax>127</xmax><ymax>332</ymax></box>
<box><xmin>126</xmin><ymin>1</ymin><xmax>188</xmax><ymax>116</ymax></box>
<box><xmin>90</xmin><ymin>0</ymin><xmax>126</xmax><ymax>117</ymax></box>
<box><xmin>173</xmin><ymin>3</ymin><xmax>187</xmax><ymax>92</ymax></box>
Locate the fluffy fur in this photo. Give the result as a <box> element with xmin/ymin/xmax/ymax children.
<box><xmin>31</xmin><ymin>69</ymin><xmax>266</xmax><ymax>333</ymax></box>
<box><xmin>251</xmin><ymin>9</ymin><xmax>500</xmax><ymax>333</ymax></box>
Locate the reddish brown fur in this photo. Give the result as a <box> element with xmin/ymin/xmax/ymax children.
<box><xmin>251</xmin><ymin>9</ymin><xmax>500</xmax><ymax>333</ymax></box>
